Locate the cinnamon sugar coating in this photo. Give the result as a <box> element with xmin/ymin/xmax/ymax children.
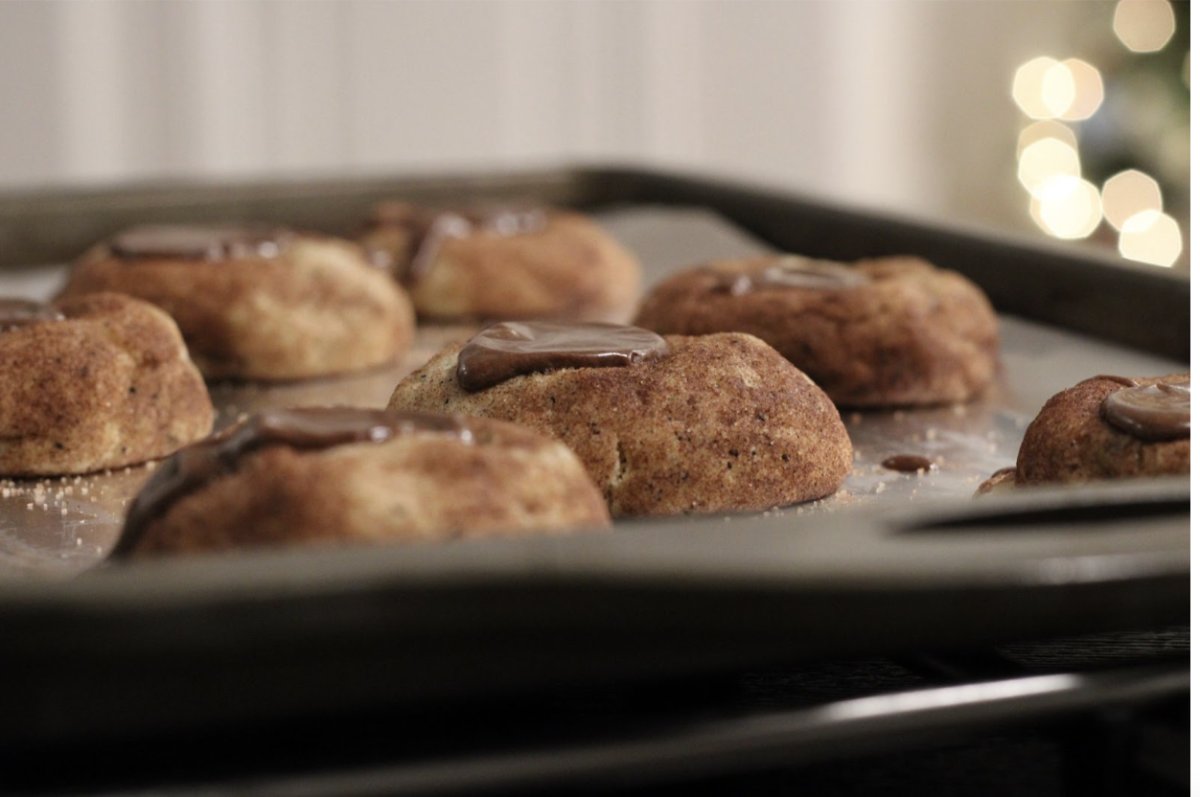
<box><xmin>61</xmin><ymin>234</ymin><xmax>414</xmax><ymax>381</ymax></box>
<box><xmin>1015</xmin><ymin>373</ymin><xmax>1190</xmax><ymax>485</ymax></box>
<box><xmin>634</xmin><ymin>255</ymin><xmax>999</xmax><ymax>407</ymax></box>
<box><xmin>0</xmin><ymin>293</ymin><xmax>212</xmax><ymax>476</ymax></box>
<box><xmin>389</xmin><ymin>332</ymin><xmax>852</xmax><ymax>517</ymax></box>
<box><xmin>361</xmin><ymin>207</ymin><xmax>641</xmax><ymax>323</ymax></box>
<box><xmin>123</xmin><ymin>414</ymin><xmax>609</xmax><ymax>555</ymax></box>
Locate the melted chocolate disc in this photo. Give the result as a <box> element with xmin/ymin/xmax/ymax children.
<box><xmin>1101</xmin><ymin>380</ymin><xmax>1190</xmax><ymax>441</ymax></box>
<box><xmin>0</xmin><ymin>299</ymin><xmax>65</xmax><ymax>332</ymax></box>
<box><xmin>367</xmin><ymin>203</ymin><xmax>548</xmax><ymax>283</ymax></box>
<box><xmin>456</xmin><ymin>321</ymin><xmax>669</xmax><ymax>392</ymax></box>
<box><xmin>109</xmin><ymin>225</ymin><xmax>293</xmax><ymax>261</ymax></box>
<box><xmin>721</xmin><ymin>256</ymin><xmax>869</xmax><ymax>296</ymax></box>
<box><xmin>114</xmin><ymin>407</ymin><xmax>474</xmax><ymax>556</ymax></box>
<box><xmin>881</xmin><ymin>454</ymin><xmax>936</xmax><ymax>473</ymax></box>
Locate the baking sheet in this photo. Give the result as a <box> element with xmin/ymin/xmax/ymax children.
<box><xmin>0</xmin><ymin>206</ymin><xmax>1184</xmax><ymax>580</ymax></box>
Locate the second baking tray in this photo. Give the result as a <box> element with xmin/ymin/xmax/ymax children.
<box><xmin>0</xmin><ymin>166</ymin><xmax>1188</xmax><ymax>743</ymax></box>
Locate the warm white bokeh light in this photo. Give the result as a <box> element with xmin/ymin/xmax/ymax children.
<box><xmin>1017</xmin><ymin>121</ymin><xmax>1078</xmax><ymax>156</ymax></box>
<box><xmin>1113</xmin><ymin>0</ymin><xmax>1176</xmax><ymax>54</ymax></box>
<box><xmin>1041</xmin><ymin>61</ymin><xmax>1076</xmax><ymax>118</ymax></box>
<box><xmin>1012</xmin><ymin>57</ymin><xmax>1061</xmax><ymax>118</ymax></box>
<box><xmin>1031</xmin><ymin>177</ymin><xmax>1102</xmax><ymax>239</ymax></box>
<box><xmin>1118</xmin><ymin>211</ymin><xmax>1183</xmax><ymax>266</ymax></box>
<box><xmin>1018</xmin><ymin>137</ymin><xmax>1081</xmax><ymax>198</ymax></box>
<box><xmin>1060</xmin><ymin>59</ymin><xmax>1104</xmax><ymax>120</ymax></box>
<box><xmin>1101</xmin><ymin>170</ymin><xmax>1163</xmax><ymax>230</ymax></box>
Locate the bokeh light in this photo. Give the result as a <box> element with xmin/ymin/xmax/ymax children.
<box><xmin>1018</xmin><ymin>137</ymin><xmax>1080</xmax><ymax>198</ymax></box>
<box><xmin>1101</xmin><ymin>170</ymin><xmax>1163</xmax><ymax>230</ymax></box>
<box><xmin>1113</xmin><ymin>0</ymin><xmax>1175</xmax><ymax>54</ymax></box>
<box><xmin>1031</xmin><ymin>178</ymin><xmax>1103</xmax><ymax>239</ymax></box>
<box><xmin>1010</xmin><ymin>4</ymin><xmax>1186</xmax><ymax>266</ymax></box>
<box><xmin>1041</xmin><ymin>61</ymin><xmax>1076</xmax><ymax>118</ymax></box>
<box><xmin>1059</xmin><ymin>59</ymin><xmax>1104</xmax><ymax>120</ymax></box>
<box><xmin>1012</xmin><ymin>57</ymin><xmax>1061</xmax><ymax>118</ymax></box>
<box><xmin>1118</xmin><ymin>211</ymin><xmax>1183</xmax><ymax>266</ymax></box>
<box><xmin>1017</xmin><ymin>120</ymin><xmax>1078</xmax><ymax>156</ymax></box>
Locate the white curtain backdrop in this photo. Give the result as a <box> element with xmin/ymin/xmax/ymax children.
<box><xmin>0</xmin><ymin>1</ymin><xmax>1089</xmax><ymax>232</ymax></box>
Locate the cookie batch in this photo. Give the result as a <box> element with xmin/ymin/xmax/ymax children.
<box><xmin>3</xmin><ymin>195</ymin><xmax>1179</xmax><ymax>558</ymax></box>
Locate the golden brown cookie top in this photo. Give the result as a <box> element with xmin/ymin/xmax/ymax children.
<box><xmin>115</xmin><ymin>407</ymin><xmax>609</xmax><ymax>556</ymax></box>
<box><xmin>635</xmin><ymin>253</ymin><xmax>998</xmax><ymax>408</ymax></box>
<box><xmin>0</xmin><ymin>292</ymin><xmax>214</xmax><ymax>476</ymax></box>
<box><xmin>1015</xmin><ymin>373</ymin><xmax>1190</xmax><ymax>486</ymax></box>
<box><xmin>390</xmin><ymin>331</ymin><xmax>853</xmax><ymax>517</ymax></box>
<box><xmin>709</xmin><ymin>255</ymin><xmax>871</xmax><ymax>295</ymax></box>
<box><xmin>363</xmin><ymin>202</ymin><xmax>551</xmax><ymax>282</ymax></box>
<box><xmin>116</xmin><ymin>407</ymin><xmax>482</xmax><ymax>555</ymax></box>
<box><xmin>107</xmin><ymin>224</ymin><xmax>296</xmax><ymax>261</ymax></box>
<box><xmin>65</xmin><ymin>227</ymin><xmax>416</xmax><ymax>382</ymax></box>
<box><xmin>666</xmin><ymin>253</ymin><xmax>938</xmax><ymax>295</ymax></box>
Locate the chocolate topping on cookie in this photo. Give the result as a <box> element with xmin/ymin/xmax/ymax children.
<box><xmin>109</xmin><ymin>225</ymin><xmax>293</xmax><ymax>261</ymax></box>
<box><xmin>115</xmin><ymin>407</ymin><xmax>474</xmax><ymax>555</ymax></box>
<box><xmin>0</xmin><ymin>299</ymin><xmax>65</xmax><ymax>331</ymax></box>
<box><xmin>1101</xmin><ymin>380</ymin><xmax>1190</xmax><ymax>441</ymax></box>
<box><xmin>368</xmin><ymin>203</ymin><xmax>548</xmax><ymax>283</ymax></box>
<box><xmin>456</xmin><ymin>321</ymin><xmax>669</xmax><ymax>392</ymax></box>
<box><xmin>721</xmin><ymin>256</ymin><xmax>869</xmax><ymax>295</ymax></box>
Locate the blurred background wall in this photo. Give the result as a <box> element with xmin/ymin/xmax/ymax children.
<box><xmin>0</xmin><ymin>1</ymin><xmax>1188</xmax><ymax>267</ymax></box>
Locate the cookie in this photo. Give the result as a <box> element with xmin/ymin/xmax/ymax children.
<box><xmin>0</xmin><ymin>293</ymin><xmax>213</xmax><ymax>476</ymax></box>
<box><xmin>634</xmin><ymin>254</ymin><xmax>999</xmax><ymax>407</ymax></box>
<box><xmin>388</xmin><ymin>321</ymin><xmax>853</xmax><ymax>517</ymax></box>
<box><xmin>1014</xmin><ymin>373</ymin><xmax>1189</xmax><ymax>486</ymax></box>
<box><xmin>360</xmin><ymin>202</ymin><xmax>641</xmax><ymax>322</ymax></box>
<box><xmin>975</xmin><ymin>467</ymin><xmax>1017</xmax><ymax>496</ymax></box>
<box><xmin>60</xmin><ymin>225</ymin><xmax>415</xmax><ymax>381</ymax></box>
<box><xmin>113</xmin><ymin>407</ymin><xmax>610</xmax><ymax>556</ymax></box>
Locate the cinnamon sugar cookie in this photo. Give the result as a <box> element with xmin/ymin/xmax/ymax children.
<box><xmin>634</xmin><ymin>254</ymin><xmax>999</xmax><ymax>407</ymax></box>
<box><xmin>388</xmin><ymin>321</ymin><xmax>852</xmax><ymax>517</ymax></box>
<box><xmin>360</xmin><ymin>203</ymin><xmax>641</xmax><ymax>322</ymax></box>
<box><xmin>1014</xmin><ymin>373</ymin><xmax>1189</xmax><ymax>485</ymax></box>
<box><xmin>0</xmin><ymin>293</ymin><xmax>212</xmax><ymax>476</ymax></box>
<box><xmin>114</xmin><ymin>408</ymin><xmax>609</xmax><ymax>556</ymax></box>
<box><xmin>61</xmin><ymin>225</ymin><xmax>415</xmax><ymax>381</ymax></box>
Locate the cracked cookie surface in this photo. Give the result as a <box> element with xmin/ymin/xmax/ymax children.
<box><xmin>388</xmin><ymin>332</ymin><xmax>852</xmax><ymax>517</ymax></box>
<box><xmin>360</xmin><ymin>205</ymin><xmax>641</xmax><ymax>323</ymax></box>
<box><xmin>0</xmin><ymin>292</ymin><xmax>212</xmax><ymax>476</ymax></box>
<box><xmin>62</xmin><ymin>230</ymin><xmax>415</xmax><ymax>381</ymax></box>
<box><xmin>119</xmin><ymin>410</ymin><xmax>610</xmax><ymax>556</ymax></box>
<box><xmin>634</xmin><ymin>255</ymin><xmax>999</xmax><ymax>407</ymax></box>
<box><xmin>1015</xmin><ymin>373</ymin><xmax>1189</xmax><ymax>485</ymax></box>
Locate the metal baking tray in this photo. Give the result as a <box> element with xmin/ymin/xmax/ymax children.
<box><xmin>0</xmin><ymin>166</ymin><xmax>1188</xmax><ymax>744</ymax></box>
